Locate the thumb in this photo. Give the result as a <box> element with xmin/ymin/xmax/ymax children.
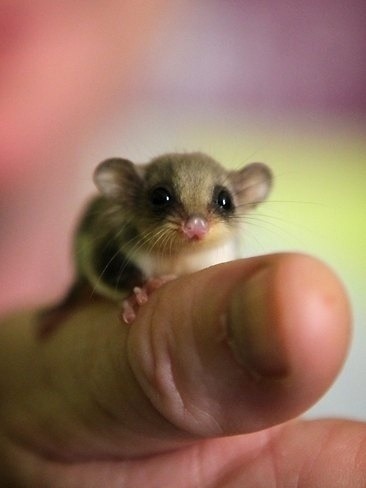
<box><xmin>0</xmin><ymin>254</ymin><xmax>350</xmax><ymax>462</ymax></box>
<box><xmin>128</xmin><ymin>253</ymin><xmax>350</xmax><ymax>440</ymax></box>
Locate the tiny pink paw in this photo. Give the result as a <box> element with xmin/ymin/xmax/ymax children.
<box><xmin>121</xmin><ymin>275</ymin><xmax>176</xmax><ymax>325</ymax></box>
<box><xmin>133</xmin><ymin>286</ymin><xmax>149</xmax><ymax>306</ymax></box>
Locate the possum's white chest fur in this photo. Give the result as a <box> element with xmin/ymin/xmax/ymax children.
<box><xmin>135</xmin><ymin>239</ymin><xmax>238</xmax><ymax>278</ymax></box>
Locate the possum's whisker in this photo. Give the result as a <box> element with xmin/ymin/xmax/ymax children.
<box><xmin>121</xmin><ymin>226</ymin><xmax>170</xmax><ymax>268</ymax></box>
<box><xmin>89</xmin><ymin>220</ymin><xmax>137</xmax><ymax>278</ymax></box>
<box><xmin>249</xmin><ymin>211</ymin><xmax>303</xmax><ymax>228</ymax></box>
<box><xmin>112</xmin><ymin>227</ymin><xmax>167</xmax><ymax>294</ymax></box>
<box><xmin>237</xmin><ymin>199</ymin><xmax>323</xmax><ymax>207</ymax></box>
<box><xmin>90</xmin><ymin>246</ymin><xmax>125</xmax><ymax>298</ymax></box>
<box><xmin>75</xmin><ymin>215</ymin><xmax>135</xmax><ymax>258</ymax></box>
<box><xmin>139</xmin><ymin>228</ymin><xmax>172</xmax><ymax>272</ymax></box>
<box><xmin>231</xmin><ymin>213</ymin><xmax>290</xmax><ymax>237</ymax></box>
<box><xmin>91</xmin><ymin>226</ymin><xmax>160</xmax><ymax>297</ymax></box>
<box><xmin>241</xmin><ymin>217</ymin><xmax>288</xmax><ymax>238</ymax></box>
<box><xmin>120</xmin><ymin>227</ymin><xmax>160</xmax><ymax>261</ymax></box>
<box><xmin>235</xmin><ymin>213</ymin><xmax>305</xmax><ymax>245</ymax></box>
<box><xmin>145</xmin><ymin>227</ymin><xmax>171</xmax><ymax>256</ymax></box>
<box><xmin>168</xmin><ymin>231</ymin><xmax>175</xmax><ymax>259</ymax></box>
<box><xmin>164</xmin><ymin>230</ymin><xmax>176</xmax><ymax>259</ymax></box>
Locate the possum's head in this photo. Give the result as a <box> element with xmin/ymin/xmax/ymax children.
<box><xmin>94</xmin><ymin>152</ymin><xmax>272</xmax><ymax>255</ymax></box>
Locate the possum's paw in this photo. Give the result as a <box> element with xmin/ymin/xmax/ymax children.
<box><xmin>121</xmin><ymin>275</ymin><xmax>176</xmax><ymax>324</ymax></box>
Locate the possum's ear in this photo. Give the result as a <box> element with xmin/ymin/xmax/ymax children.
<box><xmin>93</xmin><ymin>158</ymin><xmax>143</xmax><ymax>200</ymax></box>
<box><xmin>230</xmin><ymin>163</ymin><xmax>272</xmax><ymax>208</ymax></box>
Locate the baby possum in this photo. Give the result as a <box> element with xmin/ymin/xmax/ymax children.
<box><xmin>38</xmin><ymin>151</ymin><xmax>272</xmax><ymax>335</ymax></box>
<box><xmin>73</xmin><ymin>152</ymin><xmax>272</xmax><ymax>323</ymax></box>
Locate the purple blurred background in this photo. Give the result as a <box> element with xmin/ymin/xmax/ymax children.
<box><xmin>140</xmin><ymin>1</ymin><xmax>366</xmax><ymax>116</ymax></box>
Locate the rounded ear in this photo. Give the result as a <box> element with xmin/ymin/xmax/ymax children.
<box><xmin>230</xmin><ymin>162</ymin><xmax>272</xmax><ymax>208</ymax></box>
<box><xmin>93</xmin><ymin>158</ymin><xmax>142</xmax><ymax>200</ymax></box>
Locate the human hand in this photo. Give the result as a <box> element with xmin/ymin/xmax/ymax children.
<box><xmin>1</xmin><ymin>254</ymin><xmax>364</xmax><ymax>487</ymax></box>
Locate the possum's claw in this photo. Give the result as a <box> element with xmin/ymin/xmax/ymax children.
<box><xmin>133</xmin><ymin>286</ymin><xmax>149</xmax><ymax>305</ymax></box>
<box><xmin>121</xmin><ymin>300</ymin><xmax>137</xmax><ymax>324</ymax></box>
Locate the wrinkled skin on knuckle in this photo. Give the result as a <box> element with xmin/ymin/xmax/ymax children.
<box><xmin>126</xmin><ymin>282</ymin><xmax>224</xmax><ymax>438</ymax></box>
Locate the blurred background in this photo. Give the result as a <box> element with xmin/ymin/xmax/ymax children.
<box><xmin>1</xmin><ymin>1</ymin><xmax>365</xmax><ymax>419</ymax></box>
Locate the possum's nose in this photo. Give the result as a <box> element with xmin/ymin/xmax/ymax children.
<box><xmin>182</xmin><ymin>215</ymin><xmax>209</xmax><ymax>240</ymax></box>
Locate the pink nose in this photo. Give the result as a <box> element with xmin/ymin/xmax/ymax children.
<box><xmin>182</xmin><ymin>216</ymin><xmax>209</xmax><ymax>240</ymax></box>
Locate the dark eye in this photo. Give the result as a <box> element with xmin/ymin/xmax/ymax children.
<box><xmin>150</xmin><ymin>187</ymin><xmax>173</xmax><ymax>208</ymax></box>
<box><xmin>214</xmin><ymin>187</ymin><xmax>234</xmax><ymax>213</ymax></box>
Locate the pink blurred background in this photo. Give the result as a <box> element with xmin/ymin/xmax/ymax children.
<box><xmin>1</xmin><ymin>1</ymin><xmax>365</xmax><ymax>418</ymax></box>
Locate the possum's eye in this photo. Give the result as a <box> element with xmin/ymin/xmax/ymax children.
<box><xmin>213</xmin><ymin>186</ymin><xmax>234</xmax><ymax>214</ymax></box>
<box><xmin>150</xmin><ymin>187</ymin><xmax>173</xmax><ymax>208</ymax></box>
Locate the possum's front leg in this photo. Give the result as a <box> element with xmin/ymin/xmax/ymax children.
<box><xmin>121</xmin><ymin>275</ymin><xmax>176</xmax><ymax>324</ymax></box>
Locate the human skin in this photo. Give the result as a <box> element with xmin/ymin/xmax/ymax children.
<box><xmin>1</xmin><ymin>253</ymin><xmax>365</xmax><ymax>487</ymax></box>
